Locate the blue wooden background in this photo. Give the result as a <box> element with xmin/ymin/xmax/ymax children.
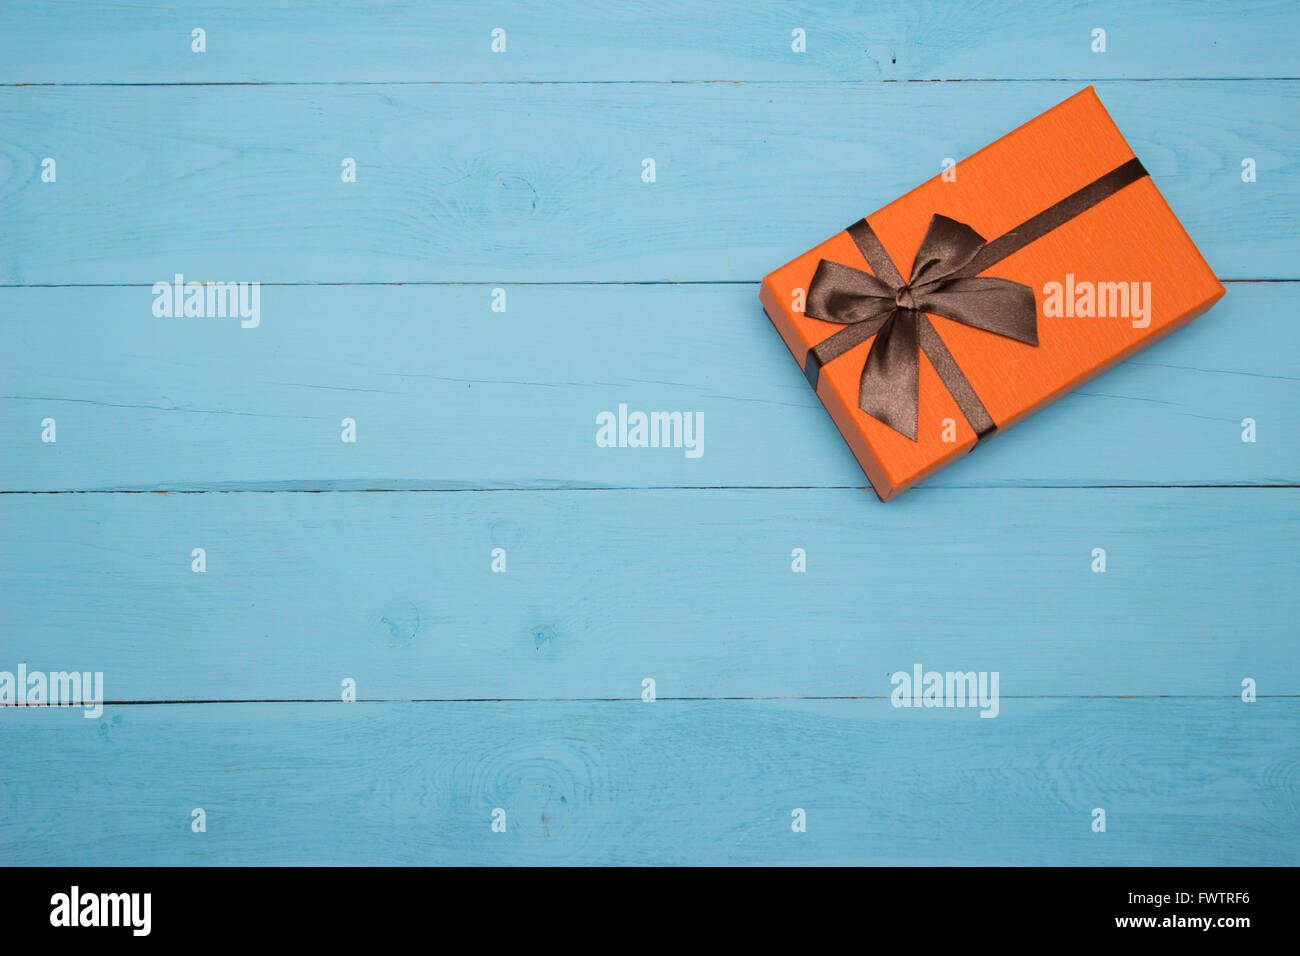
<box><xmin>2</xmin><ymin>1</ymin><xmax>1298</xmax><ymax>865</ymax></box>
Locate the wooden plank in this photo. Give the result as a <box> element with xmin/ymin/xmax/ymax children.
<box><xmin>1</xmin><ymin>488</ymin><xmax>1294</xmax><ymax>700</ymax></box>
<box><xmin>1</xmin><ymin>699</ymin><xmax>1294</xmax><ymax>865</ymax></box>
<box><xmin>2</xmin><ymin>1</ymin><xmax>1297</xmax><ymax>83</ymax></box>
<box><xmin>2</xmin><ymin>81</ymin><xmax>1294</xmax><ymax>284</ymax></box>
<box><xmin>2</xmin><ymin>283</ymin><xmax>1294</xmax><ymax>491</ymax></box>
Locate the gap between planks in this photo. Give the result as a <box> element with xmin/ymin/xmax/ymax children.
<box><xmin>0</xmin><ymin>278</ymin><xmax>1287</xmax><ymax>288</ymax></box>
<box><xmin>4</xmin><ymin>694</ymin><xmax>1298</xmax><ymax>706</ymax></box>
<box><xmin>4</xmin><ymin>78</ymin><xmax>1300</xmax><ymax>87</ymax></box>
<box><xmin>3</xmin><ymin>484</ymin><xmax>1299</xmax><ymax>495</ymax></box>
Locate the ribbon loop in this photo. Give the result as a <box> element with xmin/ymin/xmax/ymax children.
<box><xmin>907</xmin><ymin>214</ymin><xmax>987</xmax><ymax>287</ymax></box>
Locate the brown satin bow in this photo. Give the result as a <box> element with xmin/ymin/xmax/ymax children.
<box><xmin>801</xmin><ymin>157</ymin><xmax>1149</xmax><ymax>442</ymax></box>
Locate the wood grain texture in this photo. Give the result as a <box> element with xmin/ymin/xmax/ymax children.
<box><xmin>1</xmin><ymin>699</ymin><xmax>1295</xmax><ymax>865</ymax></box>
<box><xmin>2</xmin><ymin>283</ymin><xmax>1293</xmax><ymax>491</ymax></box>
<box><xmin>2</xmin><ymin>81</ymin><xmax>1295</xmax><ymax>284</ymax></box>
<box><xmin>1</xmin><ymin>488</ymin><xmax>1295</xmax><ymax>700</ymax></box>
<box><xmin>2</xmin><ymin>1</ymin><xmax>1297</xmax><ymax>83</ymax></box>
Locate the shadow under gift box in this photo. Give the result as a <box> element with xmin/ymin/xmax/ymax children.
<box><xmin>760</xmin><ymin>86</ymin><xmax>1225</xmax><ymax>501</ymax></box>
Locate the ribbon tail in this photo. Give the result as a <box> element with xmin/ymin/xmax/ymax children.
<box><xmin>804</xmin><ymin>315</ymin><xmax>891</xmax><ymax>389</ymax></box>
<box><xmin>858</xmin><ymin>310</ymin><xmax>920</xmax><ymax>441</ymax></box>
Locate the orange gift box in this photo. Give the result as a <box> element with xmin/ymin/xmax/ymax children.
<box><xmin>760</xmin><ymin>87</ymin><xmax>1224</xmax><ymax>501</ymax></box>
